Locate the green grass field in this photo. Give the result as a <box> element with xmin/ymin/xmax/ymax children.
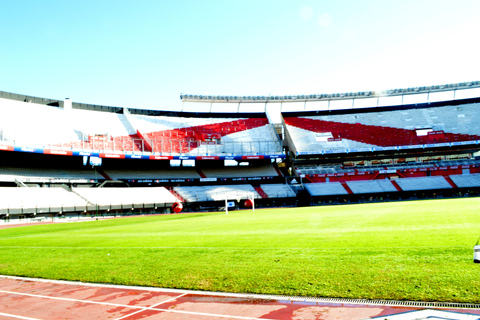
<box><xmin>1</xmin><ymin>198</ymin><xmax>480</xmax><ymax>303</ymax></box>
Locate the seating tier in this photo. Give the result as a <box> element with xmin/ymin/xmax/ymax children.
<box><xmin>260</xmin><ymin>184</ymin><xmax>296</xmax><ymax>198</ymax></box>
<box><xmin>73</xmin><ymin>187</ymin><xmax>178</xmax><ymax>206</ymax></box>
<box><xmin>174</xmin><ymin>185</ymin><xmax>260</xmax><ymax>202</ymax></box>
<box><xmin>346</xmin><ymin>180</ymin><xmax>398</xmax><ymax>194</ymax></box>
<box><xmin>394</xmin><ymin>176</ymin><xmax>452</xmax><ymax>191</ymax></box>
<box><xmin>305</xmin><ymin>182</ymin><xmax>349</xmax><ymax>196</ymax></box>
<box><xmin>284</xmin><ymin>103</ymin><xmax>480</xmax><ymax>155</ymax></box>
<box><xmin>449</xmin><ymin>174</ymin><xmax>480</xmax><ymax>188</ymax></box>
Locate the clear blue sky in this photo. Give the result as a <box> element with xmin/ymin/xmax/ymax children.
<box><xmin>1</xmin><ymin>0</ymin><xmax>479</xmax><ymax>110</ymax></box>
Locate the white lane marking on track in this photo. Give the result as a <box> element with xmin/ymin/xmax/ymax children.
<box><xmin>113</xmin><ymin>293</ymin><xmax>188</xmax><ymax>320</ymax></box>
<box><xmin>0</xmin><ymin>290</ymin><xmax>275</xmax><ymax>320</ymax></box>
<box><xmin>0</xmin><ymin>289</ymin><xmax>147</xmax><ymax>309</ymax></box>
<box><xmin>0</xmin><ymin>312</ymin><xmax>41</xmax><ymax>320</ymax></box>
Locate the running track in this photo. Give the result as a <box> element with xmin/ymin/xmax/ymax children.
<box><xmin>1</xmin><ymin>275</ymin><xmax>480</xmax><ymax>320</ymax></box>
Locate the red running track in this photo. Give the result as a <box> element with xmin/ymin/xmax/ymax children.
<box><xmin>0</xmin><ymin>276</ymin><xmax>479</xmax><ymax>320</ymax></box>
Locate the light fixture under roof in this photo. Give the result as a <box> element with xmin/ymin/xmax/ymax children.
<box><xmin>180</xmin><ymin>80</ymin><xmax>480</xmax><ymax>103</ymax></box>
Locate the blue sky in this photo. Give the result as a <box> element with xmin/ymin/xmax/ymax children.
<box><xmin>1</xmin><ymin>0</ymin><xmax>479</xmax><ymax>110</ymax></box>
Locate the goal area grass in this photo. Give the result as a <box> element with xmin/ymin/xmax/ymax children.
<box><xmin>1</xmin><ymin>198</ymin><xmax>480</xmax><ymax>303</ymax></box>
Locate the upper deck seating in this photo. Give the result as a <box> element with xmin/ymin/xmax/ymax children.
<box><xmin>134</xmin><ymin>116</ymin><xmax>280</xmax><ymax>155</ymax></box>
<box><xmin>284</xmin><ymin>103</ymin><xmax>480</xmax><ymax>155</ymax></box>
<box><xmin>0</xmin><ymin>97</ymin><xmax>282</xmax><ymax>156</ymax></box>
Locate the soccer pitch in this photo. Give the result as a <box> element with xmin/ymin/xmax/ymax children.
<box><xmin>1</xmin><ymin>198</ymin><xmax>480</xmax><ymax>303</ymax></box>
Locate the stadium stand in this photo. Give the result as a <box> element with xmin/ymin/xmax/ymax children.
<box><xmin>304</xmin><ymin>182</ymin><xmax>349</xmax><ymax>196</ymax></box>
<box><xmin>346</xmin><ymin>180</ymin><xmax>398</xmax><ymax>194</ymax></box>
<box><xmin>2</xmin><ymin>81</ymin><xmax>480</xmax><ymax>223</ymax></box>
<box><xmin>73</xmin><ymin>187</ymin><xmax>178</xmax><ymax>208</ymax></box>
<box><xmin>394</xmin><ymin>176</ymin><xmax>453</xmax><ymax>191</ymax></box>
<box><xmin>260</xmin><ymin>184</ymin><xmax>296</xmax><ymax>198</ymax></box>
<box><xmin>284</xmin><ymin>103</ymin><xmax>480</xmax><ymax>156</ymax></box>
<box><xmin>0</xmin><ymin>96</ymin><xmax>282</xmax><ymax>157</ymax></box>
<box><xmin>449</xmin><ymin>174</ymin><xmax>480</xmax><ymax>188</ymax></box>
<box><xmin>174</xmin><ymin>185</ymin><xmax>260</xmax><ymax>202</ymax></box>
<box><xmin>0</xmin><ymin>187</ymin><xmax>89</xmax><ymax>214</ymax></box>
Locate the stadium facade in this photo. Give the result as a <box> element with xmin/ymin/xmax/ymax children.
<box><xmin>1</xmin><ymin>81</ymin><xmax>480</xmax><ymax>223</ymax></box>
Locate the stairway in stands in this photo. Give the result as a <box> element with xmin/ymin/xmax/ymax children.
<box><xmin>168</xmin><ymin>187</ymin><xmax>186</xmax><ymax>202</ymax></box>
<box><xmin>254</xmin><ymin>187</ymin><xmax>268</xmax><ymax>198</ymax></box>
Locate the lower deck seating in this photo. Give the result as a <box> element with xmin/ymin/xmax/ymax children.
<box><xmin>449</xmin><ymin>174</ymin><xmax>480</xmax><ymax>188</ymax></box>
<box><xmin>0</xmin><ymin>187</ymin><xmax>88</xmax><ymax>211</ymax></box>
<box><xmin>346</xmin><ymin>180</ymin><xmax>398</xmax><ymax>194</ymax></box>
<box><xmin>260</xmin><ymin>184</ymin><xmax>296</xmax><ymax>198</ymax></box>
<box><xmin>73</xmin><ymin>187</ymin><xmax>178</xmax><ymax>206</ymax></box>
<box><xmin>395</xmin><ymin>176</ymin><xmax>452</xmax><ymax>191</ymax></box>
<box><xmin>305</xmin><ymin>182</ymin><xmax>348</xmax><ymax>196</ymax></box>
<box><xmin>174</xmin><ymin>185</ymin><xmax>260</xmax><ymax>202</ymax></box>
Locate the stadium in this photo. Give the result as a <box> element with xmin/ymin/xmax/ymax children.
<box><xmin>1</xmin><ymin>81</ymin><xmax>480</xmax><ymax>319</ymax></box>
<box><xmin>3</xmin><ymin>1</ymin><xmax>480</xmax><ymax>318</ymax></box>
<box><xmin>1</xmin><ymin>81</ymin><xmax>480</xmax><ymax>221</ymax></box>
